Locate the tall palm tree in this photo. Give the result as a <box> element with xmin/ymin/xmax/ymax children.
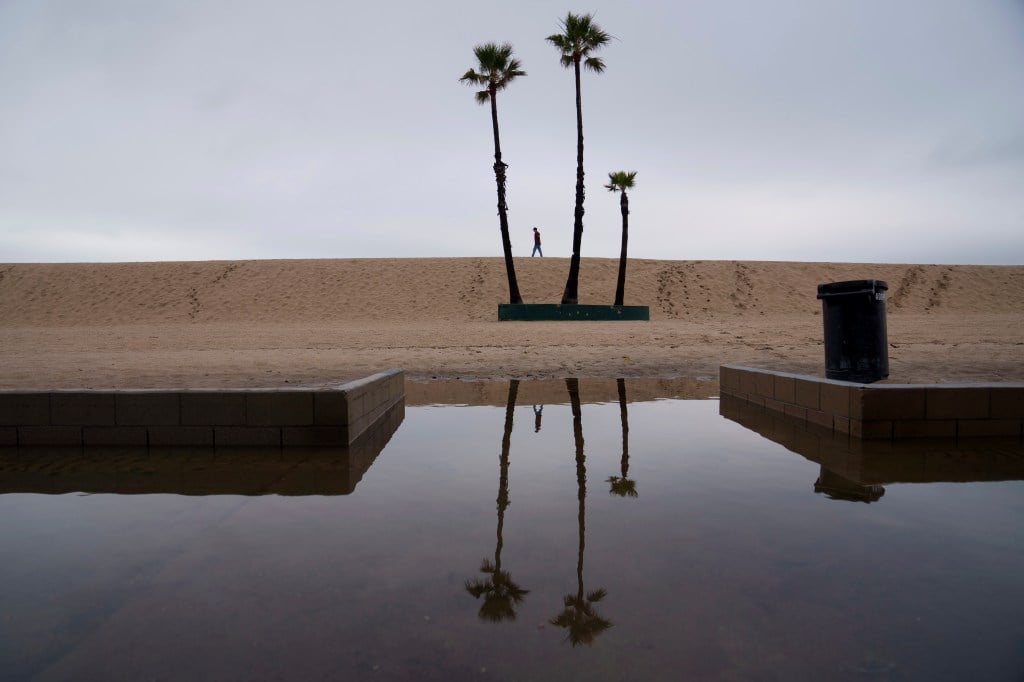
<box><xmin>547</xmin><ymin>13</ymin><xmax>611</xmax><ymax>305</ymax></box>
<box><xmin>607</xmin><ymin>378</ymin><xmax>637</xmax><ymax>498</ymax></box>
<box><xmin>551</xmin><ymin>378</ymin><xmax>612</xmax><ymax>645</ymax></box>
<box><xmin>466</xmin><ymin>380</ymin><xmax>529</xmax><ymax>621</ymax></box>
<box><xmin>605</xmin><ymin>171</ymin><xmax>637</xmax><ymax>307</ymax></box>
<box><xmin>461</xmin><ymin>43</ymin><xmax>526</xmax><ymax>305</ymax></box>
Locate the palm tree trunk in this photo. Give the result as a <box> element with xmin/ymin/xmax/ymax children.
<box><xmin>617</xmin><ymin>378</ymin><xmax>629</xmax><ymax>478</ymax></box>
<box><xmin>491</xmin><ymin>92</ymin><xmax>523</xmax><ymax>305</ymax></box>
<box><xmin>495</xmin><ymin>379</ymin><xmax>518</xmax><ymax>570</ymax></box>
<box><xmin>561</xmin><ymin>60</ymin><xmax>586</xmax><ymax>305</ymax></box>
<box><xmin>613</xmin><ymin>191</ymin><xmax>629</xmax><ymax>306</ymax></box>
<box><xmin>566</xmin><ymin>378</ymin><xmax>586</xmax><ymax>603</ymax></box>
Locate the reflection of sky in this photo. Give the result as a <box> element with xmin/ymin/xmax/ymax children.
<box><xmin>0</xmin><ymin>400</ymin><xmax>1022</xmax><ymax>679</ymax></box>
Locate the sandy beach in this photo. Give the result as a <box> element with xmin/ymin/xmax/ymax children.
<box><xmin>1</xmin><ymin>257</ymin><xmax>1022</xmax><ymax>390</ymax></box>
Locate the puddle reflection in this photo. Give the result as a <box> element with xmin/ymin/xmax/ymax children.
<box><xmin>551</xmin><ymin>378</ymin><xmax>612</xmax><ymax>646</ymax></box>
<box><xmin>720</xmin><ymin>395</ymin><xmax>1024</xmax><ymax>502</ymax></box>
<box><xmin>1</xmin><ymin>382</ymin><xmax>1022</xmax><ymax>680</ymax></box>
<box><xmin>607</xmin><ymin>378</ymin><xmax>637</xmax><ymax>499</ymax></box>
<box><xmin>465</xmin><ymin>380</ymin><xmax>529</xmax><ymax>623</ymax></box>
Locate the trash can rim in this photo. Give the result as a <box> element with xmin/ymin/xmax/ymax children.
<box><xmin>817</xmin><ymin>279</ymin><xmax>888</xmax><ymax>299</ymax></box>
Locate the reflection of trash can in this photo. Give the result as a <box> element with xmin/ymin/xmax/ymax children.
<box><xmin>816</xmin><ymin>280</ymin><xmax>889</xmax><ymax>383</ymax></box>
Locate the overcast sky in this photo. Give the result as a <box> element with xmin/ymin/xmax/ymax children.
<box><xmin>2</xmin><ymin>0</ymin><xmax>1023</xmax><ymax>264</ymax></box>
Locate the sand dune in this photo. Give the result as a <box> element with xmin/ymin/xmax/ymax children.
<box><xmin>1</xmin><ymin>258</ymin><xmax>1022</xmax><ymax>388</ymax></box>
<box><xmin>3</xmin><ymin>258</ymin><xmax>1023</xmax><ymax>325</ymax></box>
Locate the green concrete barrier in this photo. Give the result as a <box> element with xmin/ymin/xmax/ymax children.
<box><xmin>498</xmin><ymin>303</ymin><xmax>650</xmax><ymax>321</ymax></box>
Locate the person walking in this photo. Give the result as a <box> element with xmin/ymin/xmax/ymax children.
<box><xmin>531</xmin><ymin>227</ymin><xmax>543</xmax><ymax>257</ymax></box>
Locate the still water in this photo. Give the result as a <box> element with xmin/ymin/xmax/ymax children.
<box><xmin>1</xmin><ymin>380</ymin><xmax>1022</xmax><ymax>681</ymax></box>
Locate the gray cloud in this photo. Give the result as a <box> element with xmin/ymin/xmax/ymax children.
<box><xmin>1</xmin><ymin>0</ymin><xmax>1022</xmax><ymax>264</ymax></box>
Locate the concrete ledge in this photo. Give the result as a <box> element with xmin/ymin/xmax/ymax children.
<box><xmin>0</xmin><ymin>400</ymin><xmax>405</xmax><ymax>496</ymax></box>
<box><xmin>0</xmin><ymin>369</ymin><xmax>404</xmax><ymax>448</ymax></box>
<box><xmin>498</xmin><ymin>303</ymin><xmax>650</xmax><ymax>321</ymax></box>
<box><xmin>720</xmin><ymin>365</ymin><xmax>1024</xmax><ymax>441</ymax></box>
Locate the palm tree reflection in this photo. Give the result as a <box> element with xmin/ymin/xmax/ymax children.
<box><xmin>465</xmin><ymin>380</ymin><xmax>529</xmax><ymax>622</ymax></box>
<box><xmin>607</xmin><ymin>378</ymin><xmax>637</xmax><ymax>498</ymax></box>
<box><xmin>550</xmin><ymin>378</ymin><xmax>612</xmax><ymax>645</ymax></box>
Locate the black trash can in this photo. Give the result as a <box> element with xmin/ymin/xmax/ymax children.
<box><xmin>816</xmin><ymin>280</ymin><xmax>889</xmax><ymax>383</ymax></box>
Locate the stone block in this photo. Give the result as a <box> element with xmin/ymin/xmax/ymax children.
<box><xmin>857</xmin><ymin>387</ymin><xmax>927</xmax><ymax>421</ymax></box>
<box><xmin>18</xmin><ymin>426</ymin><xmax>82</xmax><ymax>446</ymax></box>
<box><xmin>990</xmin><ymin>387</ymin><xmax>1024</xmax><ymax>419</ymax></box>
<box><xmin>834</xmin><ymin>416</ymin><xmax>850</xmax><ymax>435</ymax></box>
<box><xmin>315</xmin><ymin>392</ymin><xmax>347</xmax><ymax>425</ymax></box>
<box><xmin>246</xmin><ymin>393</ymin><xmax>314</xmax><ymax>426</ymax></box>
<box><xmin>892</xmin><ymin>420</ymin><xmax>956</xmax><ymax>439</ymax></box>
<box><xmin>926</xmin><ymin>387</ymin><xmax>989</xmax><ymax>419</ymax></box>
<box><xmin>83</xmin><ymin>426</ymin><xmax>149</xmax><ymax>446</ymax></box>
<box><xmin>0</xmin><ymin>427</ymin><xmax>17</xmax><ymax>446</ymax></box>
<box><xmin>820</xmin><ymin>383</ymin><xmax>852</xmax><ymax>417</ymax></box>
<box><xmin>738</xmin><ymin>370</ymin><xmax>759</xmax><ymax>395</ymax></box>
<box><xmin>783</xmin><ymin>403</ymin><xmax>808</xmax><ymax>422</ymax></box>
<box><xmin>389</xmin><ymin>374</ymin><xmax>405</xmax><ymax>401</ymax></box>
<box><xmin>957</xmin><ymin>419</ymin><xmax>1022</xmax><ymax>438</ymax></box>
<box><xmin>754</xmin><ymin>372</ymin><xmax>774</xmax><ymax>399</ymax></box>
<box><xmin>0</xmin><ymin>393</ymin><xmax>50</xmax><ymax>425</ymax></box>
<box><xmin>794</xmin><ymin>378</ymin><xmax>821</xmax><ymax>410</ymax></box>
<box><xmin>773</xmin><ymin>375</ymin><xmax>796</xmax><ymax>404</ymax></box>
<box><xmin>116</xmin><ymin>393</ymin><xmax>180</xmax><ymax>426</ymax></box>
<box><xmin>181</xmin><ymin>393</ymin><xmax>246</xmax><ymax>426</ymax></box>
<box><xmin>851</xmin><ymin>419</ymin><xmax>892</xmax><ymax>439</ymax></box>
<box><xmin>283</xmin><ymin>426</ymin><xmax>349</xmax><ymax>447</ymax></box>
<box><xmin>149</xmin><ymin>426</ymin><xmax>215</xmax><ymax>447</ymax></box>
<box><xmin>50</xmin><ymin>393</ymin><xmax>115</xmax><ymax>426</ymax></box>
<box><xmin>215</xmin><ymin>426</ymin><xmax>281</xmax><ymax>447</ymax></box>
<box><xmin>806</xmin><ymin>409</ymin><xmax>833</xmax><ymax>430</ymax></box>
<box><xmin>764</xmin><ymin>398</ymin><xmax>785</xmax><ymax>415</ymax></box>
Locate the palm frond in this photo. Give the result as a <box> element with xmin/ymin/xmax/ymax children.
<box><xmin>607</xmin><ymin>475</ymin><xmax>639</xmax><ymax>497</ymax></box>
<box><xmin>550</xmin><ymin>594</ymin><xmax>613</xmax><ymax>646</ymax></box>
<box><xmin>465</xmin><ymin>579</ymin><xmax>489</xmax><ymax>598</ymax></box>
<box><xmin>467</xmin><ymin>567</ymin><xmax>530</xmax><ymax>623</ymax></box>
<box><xmin>474</xmin><ymin>90</ymin><xmax>490</xmax><ymax>105</ymax></box>
<box><xmin>605</xmin><ymin>170</ymin><xmax>637</xmax><ymax>192</ymax></box>
<box><xmin>546</xmin><ymin>33</ymin><xmax>570</xmax><ymax>50</ymax></box>
<box><xmin>584</xmin><ymin>56</ymin><xmax>606</xmax><ymax>73</ymax></box>
<box><xmin>462</xmin><ymin>42</ymin><xmax>525</xmax><ymax>98</ymax></box>
<box><xmin>547</xmin><ymin>12</ymin><xmax>612</xmax><ymax>66</ymax></box>
<box><xmin>459</xmin><ymin>68</ymin><xmax>483</xmax><ymax>85</ymax></box>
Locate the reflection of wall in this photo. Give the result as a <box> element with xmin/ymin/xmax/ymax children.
<box><xmin>0</xmin><ymin>401</ymin><xmax>404</xmax><ymax>496</ymax></box>
<box><xmin>0</xmin><ymin>369</ymin><xmax>404</xmax><ymax>448</ymax></box>
<box><xmin>721</xmin><ymin>395</ymin><xmax>1024</xmax><ymax>487</ymax></box>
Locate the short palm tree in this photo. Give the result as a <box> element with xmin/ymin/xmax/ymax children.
<box><xmin>547</xmin><ymin>13</ymin><xmax>611</xmax><ymax>305</ymax></box>
<box><xmin>460</xmin><ymin>43</ymin><xmax>526</xmax><ymax>305</ymax></box>
<box><xmin>465</xmin><ymin>380</ymin><xmax>529</xmax><ymax>621</ymax></box>
<box><xmin>607</xmin><ymin>378</ymin><xmax>637</xmax><ymax>497</ymax></box>
<box><xmin>605</xmin><ymin>171</ymin><xmax>636</xmax><ymax>307</ymax></box>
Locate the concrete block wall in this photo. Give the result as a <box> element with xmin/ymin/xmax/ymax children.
<box><xmin>0</xmin><ymin>400</ymin><xmax>406</xmax><ymax>496</ymax></box>
<box><xmin>720</xmin><ymin>365</ymin><xmax>1024</xmax><ymax>440</ymax></box>
<box><xmin>0</xmin><ymin>369</ymin><xmax>404</xmax><ymax>448</ymax></box>
<box><xmin>719</xmin><ymin>395</ymin><xmax>1024</xmax><ymax>486</ymax></box>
